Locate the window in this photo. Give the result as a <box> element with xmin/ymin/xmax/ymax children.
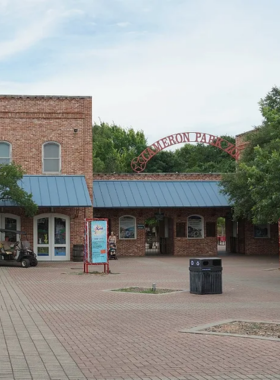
<box><xmin>206</xmin><ymin>222</ymin><xmax>216</xmax><ymax>237</ymax></box>
<box><xmin>119</xmin><ymin>216</ymin><xmax>136</xmax><ymax>239</ymax></box>
<box><xmin>187</xmin><ymin>215</ymin><xmax>204</xmax><ymax>239</ymax></box>
<box><xmin>0</xmin><ymin>142</ymin><xmax>11</xmax><ymax>164</ymax></box>
<box><xmin>176</xmin><ymin>222</ymin><xmax>186</xmax><ymax>237</ymax></box>
<box><xmin>43</xmin><ymin>142</ymin><xmax>61</xmax><ymax>173</ymax></box>
<box><xmin>254</xmin><ymin>224</ymin><xmax>270</xmax><ymax>238</ymax></box>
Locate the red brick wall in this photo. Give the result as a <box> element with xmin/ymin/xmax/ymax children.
<box><xmin>0</xmin><ymin>95</ymin><xmax>93</xmax><ymax>198</ymax></box>
<box><xmin>0</xmin><ymin>95</ymin><xmax>93</xmax><ymax>256</ymax></box>
<box><xmin>94</xmin><ymin>207</ymin><xmax>229</xmax><ymax>257</ymax></box>
<box><xmin>243</xmin><ymin>222</ymin><xmax>278</xmax><ymax>255</ymax></box>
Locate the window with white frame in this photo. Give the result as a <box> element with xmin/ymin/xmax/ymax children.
<box><xmin>43</xmin><ymin>142</ymin><xmax>61</xmax><ymax>173</ymax></box>
<box><xmin>187</xmin><ymin>215</ymin><xmax>204</xmax><ymax>239</ymax></box>
<box><xmin>119</xmin><ymin>216</ymin><xmax>136</xmax><ymax>239</ymax></box>
<box><xmin>0</xmin><ymin>142</ymin><xmax>11</xmax><ymax>164</ymax></box>
<box><xmin>254</xmin><ymin>224</ymin><xmax>270</xmax><ymax>238</ymax></box>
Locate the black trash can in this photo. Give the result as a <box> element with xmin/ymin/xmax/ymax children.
<box><xmin>189</xmin><ymin>258</ymin><xmax>222</xmax><ymax>295</ymax></box>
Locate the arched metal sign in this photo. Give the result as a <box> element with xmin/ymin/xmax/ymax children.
<box><xmin>131</xmin><ymin>131</ymin><xmax>239</xmax><ymax>173</ymax></box>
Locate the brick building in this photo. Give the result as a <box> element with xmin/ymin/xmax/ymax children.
<box><xmin>0</xmin><ymin>95</ymin><xmax>277</xmax><ymax>260</ymax></box>
<box><xmin>93</xmin><ymin>168</ymin><xmax>278</xmax><ymax>258</ymax></box>
<box><xmin>0</xmin><ymin>95</ymin><xmax>93</xmax><ymax>261</ymax></box>
<box><xmin>93</xmin><ymin>173</ymin><xmax>233</xmax><ymax>257</ymax></box>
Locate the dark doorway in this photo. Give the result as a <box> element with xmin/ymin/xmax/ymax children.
<box><xmin>159</xmin><ymin>217</ymin><xmax>174</xmax><ymax>255</ymax></box>
<box><xmin>145</xmin><ymin>217</ymin><xmax>174</xmax><ymax>255</ymax></box>
<box><xmin>145</xmin><ymin>217</ymin><xmax>160</xmax><ymax>255</ymax></box>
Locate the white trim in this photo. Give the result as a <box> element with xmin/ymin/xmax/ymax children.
<box><xmin>33</xmin><ymin>213</ymin><xmax>70</xmax><ymax>261</ymax></box>
<box><xmin>187</xmin><ymin>215</ymin><xmax>204</xmax><ymax>239</ymax></box>
<box><xmin>42</xmin><ymin>141</ymin><xmax>61</xmax><ymax>174</ymax></box>
<box><xmin>0</xmin><ymin>141</ymin><xmax>12</xmax><ymax>164</ymax></box>
<box><xmin>119</xmin><ymin>215</ymin><xmax>137</xmax><ymax>240</ymax></box>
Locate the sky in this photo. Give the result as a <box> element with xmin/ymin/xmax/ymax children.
<box><xmin>1</xmin><ymin>0</ymin><xmax>280</xmax><ymax>147</ymax></box>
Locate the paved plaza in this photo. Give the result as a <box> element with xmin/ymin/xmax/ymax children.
<box><xmin>0</xmin><ymin>255</ymin><xmax>280</xmax><ymax>380</ymax></box>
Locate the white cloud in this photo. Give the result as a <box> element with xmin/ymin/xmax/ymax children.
<box><xmin>1</xmin><ymin>0</ymin><xmax>280</xmax><ymax>147</ymax></box>
<box><xmin>62</xmin><ymin>8</ymin><xmax>85</xmax><ymax>17</ymax></box>
<box><xmin>0</xmin><ymin>10</ymin><xmax>60</xmax><ymax>61</ymax></box>
<box><xmin>116</xmin><ymin>21</ymin><xmax>130</xmax><ymax>27</ymax></box>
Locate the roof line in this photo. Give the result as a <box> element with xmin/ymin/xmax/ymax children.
<box><xmin>93</xmin><ymin>180</ymin><xmax>222</xmax><ymax>182</ymax></box>
<box><xmin>0</xmin><ymin>95</ymin><xmax>91</xmax><ymax>99</ymax></box>
<box><xmin>23</xmin><ymin>174</ymin><xmax>87</xmax><ymax>177</ymax></box>
<box><xmin>93</xmin><ymin>206</ymin><xmax>230</xmax><ymax>209</ymax></box>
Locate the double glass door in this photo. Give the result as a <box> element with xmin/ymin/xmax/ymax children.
<box><xmin>34</xmin><ymin>214</ymin><xmax>70</xmax><ymax>261</ymax></box>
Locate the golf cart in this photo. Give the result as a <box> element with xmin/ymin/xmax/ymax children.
<box><xmin>0</xmin><ymin>228</ymin><xmax>38</xmax><ymax>268</ymax></box>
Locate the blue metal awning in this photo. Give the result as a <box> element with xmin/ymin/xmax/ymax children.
<box><xmin>93</xmin><ymin>180</ymin><xmax>230</xmax><ymax>208</ymax></box>
<box><xmin>0</xmin><ymin>175</ymin><xmax>92</xmax><ymax>207</ymax></box>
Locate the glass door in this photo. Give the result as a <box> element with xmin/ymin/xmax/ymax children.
<box><xmin>34</xmin><ymin>214</ymin><xmax>70</xmax><ymax>261</ymax></box>
<box><xmin>53</xmin><ymin>217</ymin><xmax>67</xmax><ymax>259</ymax></box>
<box><xmin>37</xmin><ymin>217</ymin><xmax>50</xmax><ymax>259</ymax></box>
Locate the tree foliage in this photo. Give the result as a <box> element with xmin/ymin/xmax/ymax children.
<box><xmin>93</xmin><ymin>121</ymin><xmax>236</xmax><ymax>174</ymax></box>
<box><xmin>0</xmin><ymin>163</ymin><xmax>38</xmax><ymax>217</ymax></box>
<box><xmin>172</xmin><ymin>136</ymin><xmax>236</xmax><ymax>173</ymax></box>
<box><xmin>93</xmin><ymin>122</ymin><xmax>147</xmax><ymax>173</ymax></box>
<box><xmin>221</xmin><ymin>86</ymin><xmax>280</xmax><ymax>223</ymax></box>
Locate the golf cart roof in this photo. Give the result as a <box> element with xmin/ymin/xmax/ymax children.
<box><xmin>0</xmin><ymin>229</ymin><xmax>27</xmax><ymax>235</ymax></box>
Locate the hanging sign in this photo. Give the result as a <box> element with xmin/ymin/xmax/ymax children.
<box><xmin>90</xmin><ymin>220</ymin><xmax>108</xmax><ymax>264</ymax></box>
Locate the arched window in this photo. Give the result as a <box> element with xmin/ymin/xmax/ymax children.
<box><xmin>119</xmin><ymin>215</ymin><xmax>136</xmax><ymax>239</ymax></box>
<box><xmin>43</xmin><ymin>142</ymin><xmax>61</xmax><ymax>173</ymax></box>
<box><xmin>187</xmin><ymin>215</ymin><xmax>204</xmax><ymax>239</ymax></box>
<box><xmin>0</xmin><ymin>142</ymin><xmax>11</xmax><ymax>164</ymax></box>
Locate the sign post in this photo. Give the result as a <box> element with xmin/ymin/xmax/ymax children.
<box><xmin>84</xmin><ymin>218</ymin><xmax>109</xmax><ymax>274</ymax></box>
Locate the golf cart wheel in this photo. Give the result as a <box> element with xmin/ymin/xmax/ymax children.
<box><xmin>21</xmin><ymin>258</ymin><xmax>30</xmax><ymax>268</ymax></box>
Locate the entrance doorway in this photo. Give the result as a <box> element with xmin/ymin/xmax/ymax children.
<box><xmin>34</xmin><ymin>214</ymin><xmax>70</xmax><ymax>261</ymax></box>
<box><xmin>0</xmin><ymin>214</ymin><xmax>21</xmax><ymax>242</ymax></box>
<box><xmin>217</xmin><ymin>217</ymin><xmax>226</xmax><ymax>255</ymax></box>
<box><xmin>145</xmin><ymin>217</ymin><xmax>160</xmax><ymax>254</ymax></box>
<box><xmin>145</xmin><ymin>217</ymin><xmax>174</xmax><ymax>255</ymax></box>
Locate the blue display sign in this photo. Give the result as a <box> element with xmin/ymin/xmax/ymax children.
<box><xmin>90</xmin><ymin>220</ymin><xmax>108</xmax><ymax>264</ymax></box>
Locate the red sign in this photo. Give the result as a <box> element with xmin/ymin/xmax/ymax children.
<box><xmin>131</xmin><ymin>132</ymin><xmax>240</xmax><ymax>173</ymax></box>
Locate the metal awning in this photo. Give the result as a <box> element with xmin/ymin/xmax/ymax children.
<box><xmin>0</xmin><ymin>175</ymin><xmax>92</xmax><ymax>207</ymax></box>
<box><xmin>93</xmin><ymin>180</ymin><xmax>230</xmax><ymax>208</ymax></box>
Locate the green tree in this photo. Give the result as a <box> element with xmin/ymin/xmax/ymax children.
<box><xmin>145</xmin><ymin>151</ymin><xmax>182</xmax><ymax>173</ymax></box>
<box><xmin>92</xmin><ymin>121</ymin><xmax>236</xmax><ymax>173</ymax></box>
<box><xmin>221</xmin><ymin>86</ymin><xmax>280</xmax><ymax>223</ymax></box>
<box><xmin>0</xmin><ymin>163</ymin><xmax>38</xmax><ymax>217</ymax></box>
<box><xmin>173</xmin><ymin>135</ymin><xmax>236</xmax><ymax>173</ymax></box>
<box><xmin>93</xmin><ymin>122</ymin><xmax>147</xmax><ymax>173</ymax></box>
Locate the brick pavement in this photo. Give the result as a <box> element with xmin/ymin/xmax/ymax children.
<box><xmin>1</xmin><ymin>255</ymin><xmax>280</xmax><ymax>380</ymax></box>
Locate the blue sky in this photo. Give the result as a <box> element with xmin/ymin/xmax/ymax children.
<box><xmin>1</xmin><ymin>0</ymin><xmax>280</xmax><ymax>146</ymax></box>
